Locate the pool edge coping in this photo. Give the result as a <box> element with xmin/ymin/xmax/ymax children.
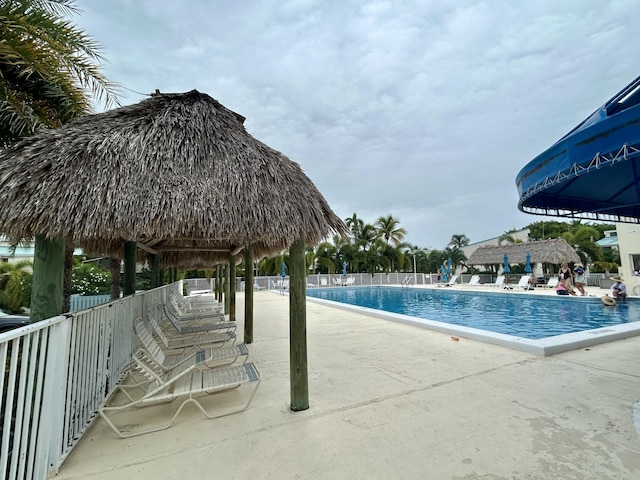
<box><xmin>306</xmin><ymin>295</ymin><xmax>640</xmax><ymax>356</ymax></box>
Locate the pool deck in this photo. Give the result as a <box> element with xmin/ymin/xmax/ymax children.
<box><xmin>55</xmin><ymin>285</ymin><xmax>640</xmax><ymax>480</ymax></box>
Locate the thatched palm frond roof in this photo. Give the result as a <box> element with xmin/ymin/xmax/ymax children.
<box><xmin>0</xmin><ymin>90</ymin><xmax>348</xmax><ymax>265</ymax></box>
<box><xmin>466</xmin><ymin>238</ymin><xmax>581</xmax><ymax>265</ymax></box>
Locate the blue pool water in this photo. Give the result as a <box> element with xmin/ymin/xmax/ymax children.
<box><xmin>306</xmin><ymin>286</ymin><xmax>640</xmax><ymax>339</ymax></box>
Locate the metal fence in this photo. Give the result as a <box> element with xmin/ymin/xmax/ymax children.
<box><xmin>68</xmin><ymin>294</ymin><xmax>112</xmax><ymax>312</ymax></box>
<box><xmin>0</xmin><ymin>283</ymin><xmax>176</xmax><ymax>480</ymax></box>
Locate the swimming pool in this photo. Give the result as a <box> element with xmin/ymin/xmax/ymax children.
<box><xmin>306</xmin><ymin>286</ymin><xmax>640</xmax><ymax>355</ymax></box>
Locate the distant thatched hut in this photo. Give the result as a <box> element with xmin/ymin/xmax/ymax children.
<box><xmin>466</xmin><ymin>238</ymin><xmax>581</xmax><ymax>268</ymax></box>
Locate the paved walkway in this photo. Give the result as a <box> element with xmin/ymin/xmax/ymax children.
<box><xmin>55</xmin><ymin>288</ymin><xmax>640</xmax><ymax>480</ymax></box>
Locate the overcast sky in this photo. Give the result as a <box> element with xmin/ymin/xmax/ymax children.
<box><xmin>75</xmin><ymin>0</ymin><xmax>637</xmax><ymax>249</ymax></box>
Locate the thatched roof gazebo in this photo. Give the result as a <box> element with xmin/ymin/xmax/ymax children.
<box><xmin>0</xmin><ymin>89</ymin><xmax>347</xmax><ymax>411</ymax></box>
<box><xmin>466</xmin><ymin>238</ymin><xmax>581</xmax><ymax>266</ymax></box>
<box><xmin>0</xmin><ymin>90</ymin><xmax>346</xmax><ymax>265</ymax></box>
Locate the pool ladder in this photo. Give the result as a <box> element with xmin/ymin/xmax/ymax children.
<box><xmin>401</xmin><ymin>276</ymin><xmax>415</xmax><ymax>288</ymax></box>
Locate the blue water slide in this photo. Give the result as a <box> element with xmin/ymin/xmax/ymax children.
<box><xmin>516</xmin><ymin>75</ymin><xmax>640</xmax><ymax>221</ymax></box>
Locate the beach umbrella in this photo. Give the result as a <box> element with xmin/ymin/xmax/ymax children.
<box><xmin>281</xmin><ymin>261</ymin><xmax>286</xmax><ymax>278</ymax></box>
<box><xmin>524</xmin><ymin>252</ymin><xmax>532</xmax><ymax>273</ymax></box>
<box><xmin>447</xmin><ymin>257</ymin><xmax>452</xmax><ymax>276</ymax></box>
<box><xmin>441</xmin><ymin>262</ymin><xmax>447</xmax><ymax>282</ymax></box>
<box><xmin>503</xmin><ymin>253</ymin><xmax>510</xmax><ymax>274</ymax></box>
<box><xmin>342</xmin><ymin>261</ymin><xmax>347</xmax><ymax>275</ymax></box>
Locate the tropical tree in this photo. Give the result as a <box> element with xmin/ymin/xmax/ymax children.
<box><xmin>0</xmin><ymin>260</ymin><xmax>32</xmax><ymax>312</ymax></box>
<box><xmin>358</xmin><ymin>223</ymin><xmax>378</xmax><ymax>249</ymax></box>
<box><xmin>561</xmin><ymin>225</ymin><xmax>604</xmax><ymax>266</ymax></box>
<box><xmin>444</xmin><ymin>247</ymin><xmax>467</xmax><ymax>272</ymax></box>
<box><xmin>365</xmin><ymin>238</ymin><xmax>390</xmax><ymax>274</ymax></box>
<box><xmin>448</xmin><ymin>234</ymin><xmax>470</xmax><ymax>249</ymax></box>
<box><xmin>375</xmin><ymin>214</ymin><xmax>406</xmax><ymax>247</ymax></box>
<box><xmin>345</xmin><ymin>213</ymin><xmax>364</xmax><ymax>243</ymax></box>
<box><xmin>497</xmin><ymin>233</ymin><xmax>516</xmax><ymax>244</ymax></box>
<box><xmin>527</xmin><ymin>221</ymin><xmax>570</xmax><ymax>241</ymax></box>
<box><xmin>0</xmin><ymin>0</ymin><xmax>119</xmax><ymax>146</ymax></box>
<box><xmin>314</xmin><ymin>242</ymin><xmax>337</xmax><ymax>274</ymax></box>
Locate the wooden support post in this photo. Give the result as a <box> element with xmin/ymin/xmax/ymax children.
<box><xmin>110</xmin><ymin>257</ymin><xmax>121</xmax><ymax>300</ymax></box>
<box><xmin>229</xmin><ymin>253</ymin><xmax>236</xmax><ymax>322</ymax></box>
<box><xmin>123</xmin><ymin>241</ymin><xmax>137</xmax><ymax>296</ymax></box>
<box><xmin>223</xmin><ymin>265</ymin><xmax>230</xmax><ymax>315</ymax></box>
<box><xmin>289</xmin><ymin>238</ymin><xmax>308</xmax><ymax>411</ymax></box>
<box><xmin>150</xmin><ymin>254</ymin><xmax>161</xmax><ymax>288</ymax></box>
<box><xmin>215</xmin><ymin>265</ymin><xmax>221</xmax><ymax>302</ymax></box>
<box><xmin>30</xmin><ymin>235</ymin><xmax>65</xmax><ymax>322</ymax></box>
<box><xmin>244</xmin><ymin>245</ymin><xmax>254</xmax><ymax>343</ymax></box>
<box><xmin>62</xmin><ymin>243</ymin><xmax>73</xmax><ymax>313</ymax></box>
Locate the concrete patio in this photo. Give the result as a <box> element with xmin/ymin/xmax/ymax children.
<box><xmin>55</xmin><ymin>287</ymin><xmax>640</xmax><ymax>480</ymax></box>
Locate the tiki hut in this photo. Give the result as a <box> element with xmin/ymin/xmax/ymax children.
<box><xmin>466</xmin><ymin>238</ymin><xmax>581</xmax><ymax>267</ymax></box>
<box><xmin>0</xmin><ymin>90</ymin><xmax>347</xmax><ymax>266</ymax></box>
<box><xmin>0</xmin><ymin>89</ymin><xmax>347</xmax><ymax>410</ymax></box>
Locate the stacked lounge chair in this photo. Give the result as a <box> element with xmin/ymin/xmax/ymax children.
<box><xmin>99</xmin><ymin>312</ymin><xmax>259</xmax><ymax>438</ymax></box>
<box><xmin>148</xmin><ymin>305</ymin><xmax>235</xmax><ymax>350</ymax></box>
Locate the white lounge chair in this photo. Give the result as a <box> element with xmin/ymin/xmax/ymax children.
<box><xmin>99</xmin><ymin>344</ymin><xmax>260</xmax><ymax>438</ymax></box>
<box><xmin>439</xmin><ymin>274</ymin><xmax>458</xmax><ymax>287</ymax></box>
<box><xmin>163</xmin><ymin>304</ymin><xmax>235</xmax><ymax>335</ymax></box>
<box><xmin>320</xmin><ymin>278</ymin><xmax>328</xmax><ymax>287</ymax></box>
<box><xmin>168</xmin><ymin>290</ymin><xmax>224</xmax><ymax>320</ymax></box>
<box><xmin>253</xmin><ymin>283</ymin><xmax>265</xmax><ymax>291</ymax></box>
<box><xmin>467</xmin><ymin>275</ymin><xmax>481</xmax><ymax>286</ymax></box>
<box><xmin>489</xmin><ymin>275</ymin><xmax>505</xmax><ymax>288</ymax></box>
<box><xmin>514</xmin><ymin>275</ymin><xmax>533</xmax><ymax>290</ymax></box>
<box><xmin>148</xmin><ymin>306</ymin><xmax>235</xmax><ymax>350</ymax></box>
<box><xmin>545</xmin><ymin>277</ymin><xmax>559</xmax><ymax>288</ymax></box>
<box><xmin>344</xmin><ymin>277</ymin><xmax>355</xmax><ymax>286</ymax></box>
<box><xmin>134</xmin><ymin>318</ymin><xmax>248</xmax><ymax>371</ymax></box>
<box><xmin>332</xmin><ymin>277</ymin><xmax>342</xmax><ymax>286</ymax></box>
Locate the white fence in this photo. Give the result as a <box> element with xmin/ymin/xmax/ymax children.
<box><xmin>68</xmin><ymin>294</ymin><xmax>112</xmax><ymax>312</ymax></box>
<box><xmin>0</xmin><ymin>283</ymin><xmax>175</xmax><ymax>480</ymax></box>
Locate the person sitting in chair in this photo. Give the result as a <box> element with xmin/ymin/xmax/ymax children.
<box><xmin>610</xmin><ymin>276</ymin><xmax>627</xmax><ymax>302</ymax></box>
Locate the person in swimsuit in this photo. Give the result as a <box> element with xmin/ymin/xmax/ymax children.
<box><xmin>558</xmin><ymin>263</ymin><xmax>573</xmax><ymax>291</ymax></box>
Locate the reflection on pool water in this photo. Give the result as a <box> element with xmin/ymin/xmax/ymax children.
<box><xmin>306</xmin><ymin>286</ymin><xmax>639</xmax><ymax>339</ymax></box>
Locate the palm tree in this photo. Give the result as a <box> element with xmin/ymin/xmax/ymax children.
<box><xmin>448</xmin><ymin>234</ymin><xmax>470</xmax><ymax>249</ymax></box>
<box><xmin>314</xmin><ymin>242</ymin><xmax>337</xmax><ymax>274</ymax></box>
<box><xmin>345</xmin><ymin>213</ymin><xmax>364</xmax><ymax>243</ymax></box>
<box><xmin>444</xmin><ymin>247</ymin><xmax>467</xmax><ymax>273</ymax></box>
<box><xmin>0</xmin><ymin>0</ymin><xmax>119</xmax><ymax>146</ymax></box>
<box><xmin>375</xmin><ymin>214</ymin><xmax>406</xmax><ymax>246</ymax></box>
<box><xmin>561</xmin><ymin>225</ymin><xmax>604</xmax><ymax>267</ymax></box>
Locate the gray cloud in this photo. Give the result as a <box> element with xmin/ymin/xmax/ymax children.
<box><xmin>76</xmin><ymin>0</ymin><xmax>638</xmax><ymax>248</ymax></box>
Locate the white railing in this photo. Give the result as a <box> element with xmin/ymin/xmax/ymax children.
<box><xmin>249</xmin><ymin>272</ymin><xmax>437</xmax><ymax>290</ymax></box>
<box><xmin>0</xmin><ymin>283</ymin><xmax>178</xmax><ymax>480</ymax></box>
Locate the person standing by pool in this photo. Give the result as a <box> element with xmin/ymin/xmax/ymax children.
<box><xmin>610</xmin><ymin>276</ymin><xmax>627</xmax><ymax>302</ymax></box>
<box><xmin>559</xmin><ymin>263</ymin><xmax>573</xmax><ymax>291</ymax></box>
<box><xmin>573</xmin><ymin>264</ymin><xmax>586</xmax><ymax>296</ymax></box>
